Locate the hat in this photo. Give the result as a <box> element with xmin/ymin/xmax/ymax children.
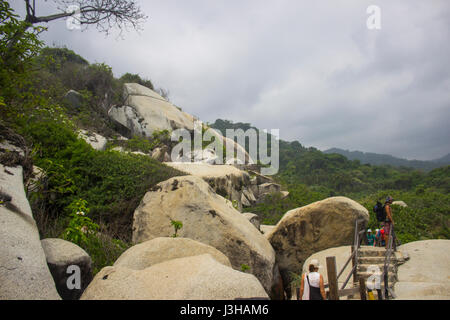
<box><xmin>367</xmin><ymin>229</ymin><xmax>372</xmax><ymax>233</ymax></box>
<box><xmin>310</xmin><ymin>259</ymin><xmax>320</xmax><ymax>269</ymax></box>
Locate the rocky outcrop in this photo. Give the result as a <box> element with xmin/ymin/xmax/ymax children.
<box><xmin>0</xmin><ymin>143</ymin><xmax>60</xmax><ymax>300</ymax></box>
<box><xmin>108</xmin><ymin>83</ymin><xmax>196</xmax><ymax>137</ymax></box>
<box><xmin>260</xmin><ymin>225</ymin><xmax>276</xmax><ymax>241</ymax></box>
<box><xmin>394</xmin><ymin>240</ymin><xmax>450</xmax><ymax>300</ymax></box>
<box><xmin>78</xmin><ymin>129</ymin><xmax>108</xmax><ymax>151</ymax></box>
<box><xmin>64</xmin><ymin>90</ymin><xmax>83</xmax><ymax>111</ymax></box>
<box><xmin>81</xmin><ymin>254</ymin><xmax>269</xmax><ymax>300</ymax></box>
<box><xmin>108</xmin><ymin>83</ymin><xmax>254</xmax><ymax>164</ymax></box>
<box><xmin>206</xmin><ymin>127</ymin><xmax>255</xmax><ymax>164</ymax></box>
<box><xmin>243</xmin><ymin>213</ymin><xmax>261</xmax><ymax>231</ymax></box>
<box><xmin>165</xmin><ymin>162</ymin><xmax>257</xmax><ymax>211</ymax></box>
<box><xmin>114</xmin><ymin>237</ymin><xmax>231</xmax><ymax>270</ymax></box>
<box><xmin>41</xmin><ymin>238</ymin><xmax>93</xmax><ymax>300</ymax></box>
<box><xmin>268</xmin><ymin>196</ymin><xmax>369</xmax><ymax>296</ymax></box>
<box><xmin>151</xmin><ymin>146</ymin><xmax>171</xmax><ymax>162</ymax></box>
<box><xmin>174</xmin><ymin>148</ymin><xmax>219</xmax><ymax>164</ymax></box>
<box><xmin>131</xmin><ymin>175</ymin><xmax>277</xmax><ymax>297</ymax></box>
<box><xmin>392</xmin><ymin>201</ymin><xmax>408</xmax><ymax>208</ymax></box>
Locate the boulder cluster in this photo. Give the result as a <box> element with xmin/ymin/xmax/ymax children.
<box><xmin>1</xmin><ymin>84</ymin><xmax>374</xmax><ymax>300</ymax></box>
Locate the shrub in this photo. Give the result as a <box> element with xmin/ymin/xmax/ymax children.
<box><xmin>23</xmin><ymin>120</ymin><xmax>183</xmax><ymax>241</ymax></box>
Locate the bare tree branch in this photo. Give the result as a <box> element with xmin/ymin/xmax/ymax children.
<box><xmin>24</xmin><ymin>0</ymin><xmax>147</xmax><ymax>34</ymax></box>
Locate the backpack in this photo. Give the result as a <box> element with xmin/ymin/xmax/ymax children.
<box><xmin>373</xmin><ymin>201</ymin><xmax>386</xmax><ymax>222</ymax></box>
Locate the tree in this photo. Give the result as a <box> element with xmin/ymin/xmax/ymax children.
<box><xmin>22</xmin><ymin>0</ymin><xmax>147</xmax><ymax>34</ymax></box>
<box><xmin>0</xmin><ymin>1</ymin><xmax>44</xmax><ymax>105</ymax></box>
<box><xmin>2</xmin><ymin>0</ymin><xmax>146</xmax><ymax>63</ymax></box>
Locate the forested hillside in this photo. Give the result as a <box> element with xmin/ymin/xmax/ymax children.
<box><xmin>324</xmin><ymin>147</ymin><xmax>449</xmax><ymax>171</ymax></box>
<box><xmin>210</xmin><ymin>119</ymin><xmax>450</xmax><ymax>243</ymax></box>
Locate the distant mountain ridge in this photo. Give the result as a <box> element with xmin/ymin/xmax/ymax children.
<box><xmin>432</xmin><ymin>153</ymin><xmax>450</xmax><ymax>164</ymax></box>
<box><xmin>324</xmin><ymin>148</ymin><xmax>450</xmax><ymax>171</ymax></box>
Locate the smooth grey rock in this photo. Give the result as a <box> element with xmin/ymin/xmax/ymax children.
<box><xmin>82</xmin><ymin>254</ymin><xmax>269</xmax><ymax>300</ymax></box>
<box><xmin>41</xmin><ymin>238</ymin><xmax>93</xmax><ymax>300</ymax></box>
<box><xmin>132</xmin><ymin>175</ymin><xmax>277</xmax><ymax>297</ymax></box>
<box><xmin>114</xmin><ymin>237</ymin><xmax>232</xmax><ymax>270</ymax></box>
<box><xmin>78</xmin><ymin>129</ymin><xmax>108</xmax><ymax>151</ymax></box>
<box><xmin>0</xmin><ymin>161</ymin><xmax>60</xmax><ymax>300</ymax></box>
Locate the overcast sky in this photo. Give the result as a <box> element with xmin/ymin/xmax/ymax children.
<box><xmin>10</xmin><ymin>0</ymin><xmax>450</xmax><ymax>160</ymax></box>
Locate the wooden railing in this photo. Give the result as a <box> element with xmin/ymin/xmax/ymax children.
<box><xmin>325</xmin><ymin>218</ymin><xmax>367</xmax><ymax>300</ymax></box>
<box><xmin>381</xmin><ymin>223</ymin><xmax>397</xmax><ymax>300</ymax></box>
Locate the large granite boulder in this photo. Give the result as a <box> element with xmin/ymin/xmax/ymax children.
<box><xmin>132</xmin><ymin>175</ymin><xmax>277</xmax><ymax>297</ymax></box>
<box><xmin>41</xmin><ymin>238</ymin><xmax>93</xmax><ymax>300</ymax></box>
<box><xmin>81</xmin><ymin>254</ymin><xmax>269</xmax><ymax>300</ymax></box>
<box><xmin>114</xmin><ymin>237</ymin><xmax>231</xmax><ymax>269</ymax></box>
<box><xmin>164</xmin><ymin>162</ymin><xmax>257</xmax><ymax>211</ymax></box>
<box><xmin>394</xmin><ymin>240</ymin><xmax>450</xmax><ymax>300</ymax></box>
<box><xmin>108</xmin><ymin>83</ymin><xmax>196</xmax><ymax>137</ymax></box>
<box><xmin>0</xmin><ymin>145</ymin><xmax>60</xmax><ymax>299</ymax></box>
<box><xmin>268</xmin><ymin>196</ymin><xmax>369</xmax><ymax>296</ymax></box>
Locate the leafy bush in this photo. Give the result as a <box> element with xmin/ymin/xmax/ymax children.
<box><xmin>22</xmin><ymin>119</ymin><xmax>183</xmax><ymax>241</ymax></box>
<box><xmin>120</xmin><ymin>72</ymin><xmax>154</xmax><ymax>90</ymax></box>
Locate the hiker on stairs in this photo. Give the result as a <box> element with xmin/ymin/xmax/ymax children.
<box><xmin>383</xmin><ymin>196</ymin><xmax>395</xmax><ymax>250</ymax></box>
<box><xmin>299</xmin><ymin>259</ymin><xmax>327</xmax><ymax>300</ymax></box>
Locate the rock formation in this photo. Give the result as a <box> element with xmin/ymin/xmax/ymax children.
<box><xmin>41</xmin><ymin>238</ymin><xmax>93</xmax><ymax>300</ymax></box>
<box><xmin>109</xmin><ymin>83</ymin><xmax>196</xmax><ymax>137</ymax></box>
<box><xmin>114</xmin><ymin>237</ymin><xmax>232</xmax><ymax>269</ymax></box>
<box><xmin>131</xmin><ymin>175</ymin><xmax>279</xmax><ymax>297</ymax></box>
<box><xmin>0</xmin><ymin>141</ymin><xmax>60</xmax><ymax>300</ymax></box>
<box><xmin>394</xmin><ymin>240</ymin><xmax>450</xmax><ymax>299</ymax></box>
<box><xmin>81</xmin><ymin>254</ymin><xmax>269</xmax><ymax>300</ymax></box>
<box><xmin>268</xmin><ymin>196</ymin><xmax>369</xmax><ymax>296</ymax></box>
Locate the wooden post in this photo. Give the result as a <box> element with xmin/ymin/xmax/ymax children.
<box><xmin>359</xmin><ymin>278</ymin><xmax>367</xmax><ymax>300</ymax></box>
<box><xmin>326</xmin><ymin>256</ymin><xmax>339</xmax><ymax>300</ymax></box>
<box><xmin>351</xmin><ymin>245</ymin><xmax>358</xmax><ymax>285</ymax></box>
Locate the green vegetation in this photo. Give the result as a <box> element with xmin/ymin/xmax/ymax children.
<box><xmin>0</xmin><ymin>3</ymin><xmax>182</xmax><ymax>274</ymax></box>
<box><xmin>213</xmin><ymin>119</ymin><xmax>450</xmax><ymax>244</ymax></box>
<box><xmin>120</xmin><ymin>72</ymin><xmax>154</xmax><ymax>90</ymax></box>
<box><xmin>170</xmin><ymin>219</ymin><xmax>183</xmax><ymax>238</ymax></box>
<box><xmin>241</xmin><ymin>264</ymin><xmax>251</xmax><ymax>273</ymax></box>
<box><xmin>106</xmin><ymin>130</ymin><xmax>172</xmax><ymax>154</ymax></box>
<box><xmin>324</xmin><ymin>148</ymin><xmax>450</xmax><ymax>172</ymax></box>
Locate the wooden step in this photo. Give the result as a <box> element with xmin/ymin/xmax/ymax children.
<box><xmin>358</xmin><ymin>247</ymin><xmax>388</xmax><ymax>257</ymax></box>
<box><xmin>358</xmin><ymin>256</ymin><xmax>396</xmax><ymax>265</ymax></box>
<box><xmin>358</xmin><ymin>264</ymin><xmax>396</xmax><ymax>273</ymax></box>
<box><xmin>357</xmin><ymin>271</ymin><xmax>397</xmax><ymax>283</ymax></box>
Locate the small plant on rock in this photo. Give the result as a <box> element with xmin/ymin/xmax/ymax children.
<box><xmin>170</xmin><ymin>219</ymin><xmax>183</xmax><ymax>238</ymax></box>
<box><xmin>241</xmin><ymin>264</ymin><xmax>251</xmax><ymax>273</ymax></box>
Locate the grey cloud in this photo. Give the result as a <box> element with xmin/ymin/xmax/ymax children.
<box><xmin>9</xmin><ymin>0</ymin><xmax>450</xmax><ymax>160</ymax></box>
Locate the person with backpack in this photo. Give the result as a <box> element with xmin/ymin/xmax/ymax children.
<box><xmin>383</xmin><ymin>196</ymin><xmax>395</xmax><ymax>249</ymax></box>
<box><xmin>299</xmin><ymin>259</ymin><xmax>326</xmax><ymax>300</ymax></box>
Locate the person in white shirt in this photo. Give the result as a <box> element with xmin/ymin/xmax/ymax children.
<box><xmin>299</xmin><ymin>259</ymin><xmax>326</xmax><ymax>300</ymax></box>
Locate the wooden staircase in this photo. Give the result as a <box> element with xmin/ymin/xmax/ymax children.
<box><xmin>357</xmin><ymin>246</ymin><xmax>398</xmax><ymax>284</ymax></box>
